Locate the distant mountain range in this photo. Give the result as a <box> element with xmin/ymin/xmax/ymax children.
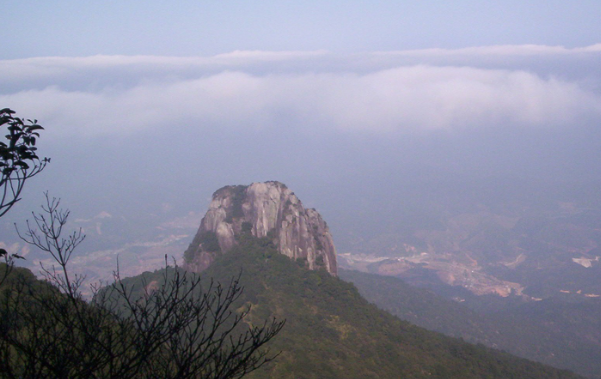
<box><xmin>339</xmin><ymin>202</ymin><xmax>601</xmax><ymax>300</ymax></box>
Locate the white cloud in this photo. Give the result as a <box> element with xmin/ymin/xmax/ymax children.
<box><xmin>376</xmin><ymin>44</ymin><xmax>601</xmax><ymax>57</ymax></box>
<box><xmin>1</xmin><ymin>47</ymin><xmax>601</xmax><ymax>139</ymax></box>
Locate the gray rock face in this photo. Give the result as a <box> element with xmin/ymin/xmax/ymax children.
<box><xmin>183</xmin><ymin>181</ymin><xmax>337</xmax><ymax>275</ymax></box>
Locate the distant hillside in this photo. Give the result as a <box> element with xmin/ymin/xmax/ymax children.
<box><xmin>5</xmin><ymin>234</ymin><xmax>582</xmax><ymax>378</ymax></box>
<box><xmin>340</xmin><ymin>269</ymin><xmax>601</xmax><ymax>378</ymax></box>
<box><xmin>185</xmin><ymin>235</ymin><xmax>581</xmax><ymax>379</ymax></box>
<box><xmin>337</xmin><ymin>181</ymin><xmax>601</xmax><ymax>301</ymax></box>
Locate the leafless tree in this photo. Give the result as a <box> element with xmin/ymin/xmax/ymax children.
<box><xmin>0</xmin><ymin>194</ymin><xmax>284</xmax><ymax>378</ymax></box>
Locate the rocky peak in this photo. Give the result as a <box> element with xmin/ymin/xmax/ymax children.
<box><xmin>183</xmin><ymin>181</ymin><xmax>337</xmax><ymax>275</ymax></box>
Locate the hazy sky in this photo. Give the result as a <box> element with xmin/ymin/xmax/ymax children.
<box><xmin>2</xmin><ymin>2</ymin><xmax>601</xmax><ymax>252</ymax></box>
<box><xmin>5</xmin><ymin>1</ymin><xmax>601</xmax><ymax>58</ymax></box>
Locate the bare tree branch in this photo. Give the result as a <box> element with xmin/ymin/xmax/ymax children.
<box><xmin>1</xmin><ymin>195</ymin><xmax>284</xmax><ymax>378</ymax></box>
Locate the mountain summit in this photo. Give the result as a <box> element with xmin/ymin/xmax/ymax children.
<box><xmin>183</xmin><ymin>181</ymin><xmax>337</xmax><ymax>275</ymax></box>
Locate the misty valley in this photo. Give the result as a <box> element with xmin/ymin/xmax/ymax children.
<box><xmin>2</xmin><ymin>177</ymin><xmax>601</xmax><ymax>378</ymax></box>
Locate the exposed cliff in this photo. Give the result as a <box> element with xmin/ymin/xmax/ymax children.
<box><xmin>183</xmin><ymin>181</ymin><xmax>337</xmax><ymax>275</ymax></box>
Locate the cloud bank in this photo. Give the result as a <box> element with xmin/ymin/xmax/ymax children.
<box><xmin>1</xmin><ymin>45</ymin><xmax>601</xmax><ymax>139</ymax></box>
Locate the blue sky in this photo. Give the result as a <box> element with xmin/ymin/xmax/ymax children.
<box><xmin>2</xmin><ymin>1</ymin><xmax>601</xmax><ymax>262</ymax></box>
<box><xmin>5</xmin><ymin>1</ymin><xmax>601</xmax><ymax>58</ymax></box>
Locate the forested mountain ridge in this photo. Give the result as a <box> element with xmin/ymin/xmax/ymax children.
<box><xmin>1</xmin><ymin>235</ymin><xmax>584</xmax><ymax>378</ymax></box>
<box><xmin>185</xmin><ymin>234</ymin><xmax>582</xmax><ymax>379</ymax></box>
<box><xmin>340</xmin><ymin>269</ymin><xmax>601</xmax><ymax>378</ymax></box>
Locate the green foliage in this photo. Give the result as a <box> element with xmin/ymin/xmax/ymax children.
<box><xmin>296</xmin><ymin>257</ymin><xmax>306</xmax><ymax>268</ymax></box>
<box><xmin>199</xmin><ymin>236</ymin><xmax>581</xmax><ymax>379</ymax></box>
<box><xmin>0</xmin><ymin>263</ymin><xmax>284</xmax><ymax>379</ymax></box>
<box><xmin>225</xmin><ymin>185</ymin><xmax>248</xmax><ymax>222</ymax></box>
<box><xmin>242</xmin><ymin>221</ymin><xmax>253</xmax><ymax>233</ymax></box>
<box><xmin>341</xmin><ymin>269</ymin><xmax>601</xmax><ymax>378</ymax></box>
<box><xmin>0</xmin><ymin>108</ymin><xmax>49</xmax><ymax>219</ymax></box>
<box><xmin>199</xmin><ymin>231</ymin><xmax>221</xmax><ymax>252</ymax></box>
<box><xmin>184</xmin><ymin>230</ymin><xmax>222</xmax><ymax>263</ymax></box>
<box><xmin>314</xmin><ymin>236</ymin><xmax>324</xmax><ymax>251</ymax></box>
<box><xmin>1</xmin><ymin>197</ymin><xmax>283</xmax><ymax>378</ymax></box>
<box><xmin>0</xmin><ymin>108</ymin><xmax>49</xmax><ymax>282</ymax></box>
<box><xmin>315</xmin><ymin>254</ymin><xmax>324</xmax><ymax>266</ymax></box>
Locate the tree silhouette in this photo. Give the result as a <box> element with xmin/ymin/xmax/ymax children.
<box><xmin>0</xmin><ymin>108</ymin><xmax>49</xmax><ymax>284</ymax></box>
<box><xmin>1</xmin><ymin>193</ymin><xmax>284</xmax><ymax>378</ymax></box>
<box><xmin>0</xmin><ymin>108</ymin><xmax>49</xmax><ymax>218</ymax></box>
